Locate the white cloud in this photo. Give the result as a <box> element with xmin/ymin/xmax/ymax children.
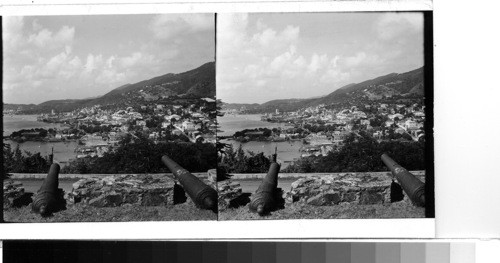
<box><xmin>69</xmin><ymin>56</ymin><xmax>83</xmax><ymax>68</ymax></box>
<box><xmin>28</xmin><ymin>25</ymin><xmax>75</xmax><ymax>49</ymax></box>
<box><xmin>4</xmin><ymin>16</ymin><xmax>24</xmax><ymax>33</ymax></box>
<box><xmin>106</xmin><ymin>56</ymin><xmax>115</xmax><ymax>68</ymax></box>
<box><xmin>269</xmin><ymin>46</ymin><xmax>296</xmax><ymax>73</ymax></box>
<box><xmin>3</xmin><ymin>17</ymin><xmax>25</xmax><ymax>51</ymax></box>
<box><xmin>320</xmin><ymin>68</ymin><xmax>350</xmax><ymax>84</ymax></box>
<box><xmin>32</xmin><ymin>19</ymin><xmax>43</xmax><ymax>31</ymax></box>
<box><xmin>217</xmin><ymin>13</ymin><xmax>422</xmax><ymax>103</ymax></box>
<box><xmin>343</xmin><ymin>52</ymin><xmax>367</xmax><ymax>68</ymax></box>
<box><xmin>149</xmin><ymin>14</ymin><xmax>213</xmax><ymax>40</ymax></box>
<box><xmin>83</xmin><ymin>54</ymin><xmax>104</xmax><ymax>75</ymax></box>
<box><xmin>3</xmin><ymin>14</ymin><xmax>214</xmax><ymax>104</ymax></box>
<box><xmin>217</xmin><ymin>13</ymin><xmax>249</xmax><ymax>60</ymax></box>
<box><xmin>44</xmin><ymin>51</ymin><xmax>70</xmax><ymax>76</ymax></box>
<box><xmin>3</xmin><ymin>18</ymin><xmax>78</xmax><ymax>93</ymax></box>
<box><xmin>307</xmin><ymin>53</ymin><xmax>328</xmax><ymax>73</ymax></box>
<box><xmin>376</xmin><ymin>13</ymin><xmax>423</xmax><ymax>40</ymax></box>
<box><xmin>95</xmin><ymin>69</ymin><xmax>126</xmax><ymax>85</ymax></box>
<box><xmin>119</xmin><ymin>52</ymin><xmax>143</xmax><ymax>68</ymax></box>
<box><xmin>219</xmin><ymin>14</ymin><xmax>340</xmax><ymax>100</ymax></box>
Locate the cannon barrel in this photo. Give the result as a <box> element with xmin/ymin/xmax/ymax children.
<box><xmin>32</xmin><ymin>163</ymin><xmax>62</xmax><ymax>216</ymax></box>
<box><xmin>161</xmin><ymin>155</ymin><xmax>217</xmax><ymax>211</ymax></box>
<box><xmin>249</xmin><ymin>162</ymin><xmax>280</xmax><ymax>215</ymax></box>
<box><xmin>381</xmin><ymin>153</ymin><xmax>425</xmax><ymax>207</ymax></box>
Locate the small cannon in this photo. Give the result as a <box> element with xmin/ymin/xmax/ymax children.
<box><xmin>249</xmin><ymin>149</ymin><xmax>281</xmax><ymax>215</ymax></box>
<box><xmin>161</xmin><ymin>155</ymin><xmax>217</xmax><ymax>212</ymax></box>
<box><xmin>381</xmin><ymin>153</ymin><xmax>425</xmax><ymax>207</ymax></box>
<box><xmin>32</xmin><ymin>163</ymin><xmax>66</xmax><ymax>216</ymax></box>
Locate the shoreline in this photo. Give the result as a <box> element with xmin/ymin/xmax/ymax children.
<box><xmin>4</xmin><ymin>137</ymin><xmax>79</xmax><ymax>144</ymax></box>
<box><xmin>3</xmin><ymin>114</ymin><xmax>68</xmax><ymax>137</ymax></box>
<box><xmin>221</xmin><ymin>137</ymin><xmax>303</xmax><ymax>143</ymax></box>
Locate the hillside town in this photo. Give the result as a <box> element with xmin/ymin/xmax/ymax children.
<box><xmin>7</xmin><ymin>97</ymin><xmax>217</xmax><ymax>159</ymax></box>
<box><xmin>225</xmin><ymin>100</ymin><xmax>425</xmax><ymax>158</ymax></box>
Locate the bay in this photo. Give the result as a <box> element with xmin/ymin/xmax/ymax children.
<box><xmin>217</xmin><ymin>114</ymin><xmax>287</xmax><ymax>137</ymax></box>
<box><xmin>3</xmin><ymin>114</ymin><xmax>65</xmax><ymax>136</ymax></box>
<box><xmin>3</xmin><ymin>114</ymin><xmax>77</xmax><ymax>167</ymax></box>
<box><xmin>218</xmin><ymin>114</ymin><xmax>304</xmax><ymax>169</ymax></box>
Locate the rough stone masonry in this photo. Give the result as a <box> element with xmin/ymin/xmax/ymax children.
<box><xmin>3</xmin><ymin>180</ymin><xmax>33</xmax><ymax>209</ymax></box>
<box><xmin>66</xmin><ymin>174</ymin><xmax>179</xmax><ymax>207</ymax></box>
<box><xmin>219</xmin><ymin>171</ymin><xmax>425</xmax><ymax>209</ymax></box>
<box><xmin>286</xmin><ymin>171</ymin><xmax>425</xmax><ymax>206</ymax></box>
<box><xmin>67</xmin><ymin>172</ymin><xmax>217</xmax><ymax>208</ymax></box>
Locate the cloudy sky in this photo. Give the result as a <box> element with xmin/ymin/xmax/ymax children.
<box><xmin>3</xmin><ymin>14</ymin><xmax>214</xmax><ymax>104</ymax></box>
<box><xmin>217</xmin><ymin>13</ymin><xmax>424</xmax><ymax>104</ymax></box>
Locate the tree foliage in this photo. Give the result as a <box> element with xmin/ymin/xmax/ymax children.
<box><xmin>218</xmin><ymin>144</ymin><xmax>273</xmax><ymax>174</ymax></box>
<box><xmin>283</xmin><ymin>133</ymin><xmax>425</xmax><ymax>173</ymax></box>
<box><xmin>61</xmin><ymin>135</ymin><xmax>216</xmax><ymax>174</ymax></box>
<box><xmin>3</xmin><ymin>143</ymin><xmax>52</xmax><ymax>174</ymax></box>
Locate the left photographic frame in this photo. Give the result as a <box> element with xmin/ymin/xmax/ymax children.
<box><xmin>2</xmin><ymin>14</ymin><xmax>217</xmax><ymax>222</ymax></box>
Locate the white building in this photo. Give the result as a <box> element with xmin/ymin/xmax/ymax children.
<box><xmin>182</xmin><ymin>121</ymin><xmax>196</xmax><ymax>132</ymax></box>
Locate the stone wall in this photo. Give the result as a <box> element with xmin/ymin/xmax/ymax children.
<box><xmin>222</xmin><ymin>171</ymin><xmax>425</xmax><ymax>208</ymax></box>
<box><xmin>287</xmin><ymin>173</ymin><xmax>390</xmax><ymax>205</ymax></box>
<box><xmin>217</xmin><ymin>180</ymin><xmax>243</xmax><ymax>211</ymax></box>
<box><xmin>3</xmin><ymin>180</ymin><xmax>33</xmax><ymax>209</ymax></box>
<box><xmin>5</xmin><ymin>171</ymin><xmax>425</xmax><ymax>210</ymax></box>
<box><xmin>67</xmin><ymin>174</ymin><xmax>179</xmax><ymax>207</ymax></box>
<box><xmin>229</xmin><ymin>171</ymin><xmax>425</xmax><ymax>180</ymax></box>
<box><xmin>4</xmin><ymin>172</ymin><xmax>216</xmax><ymax>209</ymax></box>
<box><xmin>8</xmin><ymin>173</ymin><xmax>209</xmax><ymax>180</ymax></box>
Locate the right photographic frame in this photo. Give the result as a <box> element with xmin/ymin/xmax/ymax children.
<box><xmin>216</xmin><ymin>12</ymin><xmax>434</xmax><ymax>220</ymax></box>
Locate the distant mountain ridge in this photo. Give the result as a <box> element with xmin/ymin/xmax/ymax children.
<box><xmin>89</xmin><ymin>61</ymin><xmax>215</xmax><ymax>106</ymax></box>
<box><xmin>223</xmin><ymin>66</ymin><xmax>425</xmax><ymax>113</ymax></box>
<box><xmin>5</xmin><ymin>62</ymin><xmax>215</xmax><ymax>113</ymax></box>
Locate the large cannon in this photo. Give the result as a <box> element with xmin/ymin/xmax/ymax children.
<box><xmin>32</xmin><ymin>163</ymin><xmax>66</xmax><ymax>216</ymax></box>
<box><xmin>249</xmin><ymin>150</ymin><xmax>281</xmax><ymax>215</ymax></box>
<box><xmin>161</xmin><ymin>155</ymin><xmax>217</xmax><ymax>212</ymax></box>
<box><xmin>381</xmin><ymin>153</ymin><xmax>425</xmax><ymax>207</ymax></box>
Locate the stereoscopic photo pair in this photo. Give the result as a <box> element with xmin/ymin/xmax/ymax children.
<box><xmin>2</xmin><ymin>12</ymin><xmax>433</xmax><ymax>222</ymax></box>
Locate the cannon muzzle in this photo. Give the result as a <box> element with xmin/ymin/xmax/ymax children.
<box><xmin>32</xmin><ymin>163</ymin><xmax>65</xmax><ymax>216</ymax></box>
<box><xmin>249</xmin><ymin>162</ymin><xmax>280</xmax><ymax>215</ymax></box>
<box><xmin>161</xmin><ymin>155</ymin><xmax>217</xmax><ymax>212</ymax></box>
<box><xmin>381</xmin><ymin>153</ymin><xmax>425</xmax><ymax>207</ymax></box>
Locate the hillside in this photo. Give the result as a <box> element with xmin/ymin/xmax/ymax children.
<box><xmin>259</xmin><ymin>98</ymin><xmax>318</xmax><ymax>112</ymax></box>
<box><xmin>3</xmin><ymin>103</ymin><xmax>38</xmax><ymax>112</ymax></box>
<box><xmin>315</xmin><ymin>67</ymin><xmax>424</xmax><ymax>106</ymax></box>
<box><xmin>88</xmin><ymin>61</ymin><xmax>215</xmax><ymax>107</ymax></box>
<box><xmin>5</xmin><ymin>62</ymin><xmax>215</xmax><ymax>114</ymax></box>
<box><xmin>224</xmin><ymin>66</ymin><xmax>425</xmax><ymax>113</ymax></box>
<box><xmin>38</xmin><ymin>99</ymin><xmax>94</xmax><ymax>112</ymax></box>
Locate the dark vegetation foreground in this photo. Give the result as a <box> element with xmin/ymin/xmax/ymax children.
<box><xmin>4</xmin><ymin>200</ymin><xmax>216</xmax><ymax>222</ymax></box>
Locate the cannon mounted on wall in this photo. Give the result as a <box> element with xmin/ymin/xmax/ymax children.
<box><xmin>249</xmin><ymin>147</ymin><xmax>284</xmax><ymax>215</ymax></box>
<box><xmin>161</xmin><ymin>155</ymin><xmax>217</xmax><ymax>212</ymax></box>
<box><xmin>381</xmin><ymin>153</ymin><xmax>425</xmax><ymax>207</ymax></box>
<box><xmin>32</xmin><ymin>163</ymin><xmax>66</xmax><ymax>216</ymax></box>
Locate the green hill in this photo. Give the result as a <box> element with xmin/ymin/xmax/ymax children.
<box><xmin>225</xmin><ymin>66</ymin><xmax>425</xmax><ymax>113</ymax></box>
<box><xmin>6</xmin><ymin>62</ymin><xmax>215</xmax><ymax>114</ymax></box>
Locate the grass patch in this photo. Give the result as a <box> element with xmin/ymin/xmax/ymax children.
<box><xmin>219</xmin><ymin>201</ymin><xmax>425</xmax><ymax>220</ymax></box>
<box><xmin>3</xmin><ymin>200</ymin><xmax>216</xmax><ymax>223</ymax></box>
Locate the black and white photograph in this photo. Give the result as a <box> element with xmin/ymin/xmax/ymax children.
<box><xmin>2</xmin><ymin>0</ymin><xmax>500</xmax><ymax>245</ymax></box>
<box><xmin>216</xmin><ymin>12</ymin><xmax>433</xmax><ymax>220</ymax></box>
<box><xmin>2</xmin><ymin>14</ymin><xmax>218</xmax><ymax>222</ymax></box>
